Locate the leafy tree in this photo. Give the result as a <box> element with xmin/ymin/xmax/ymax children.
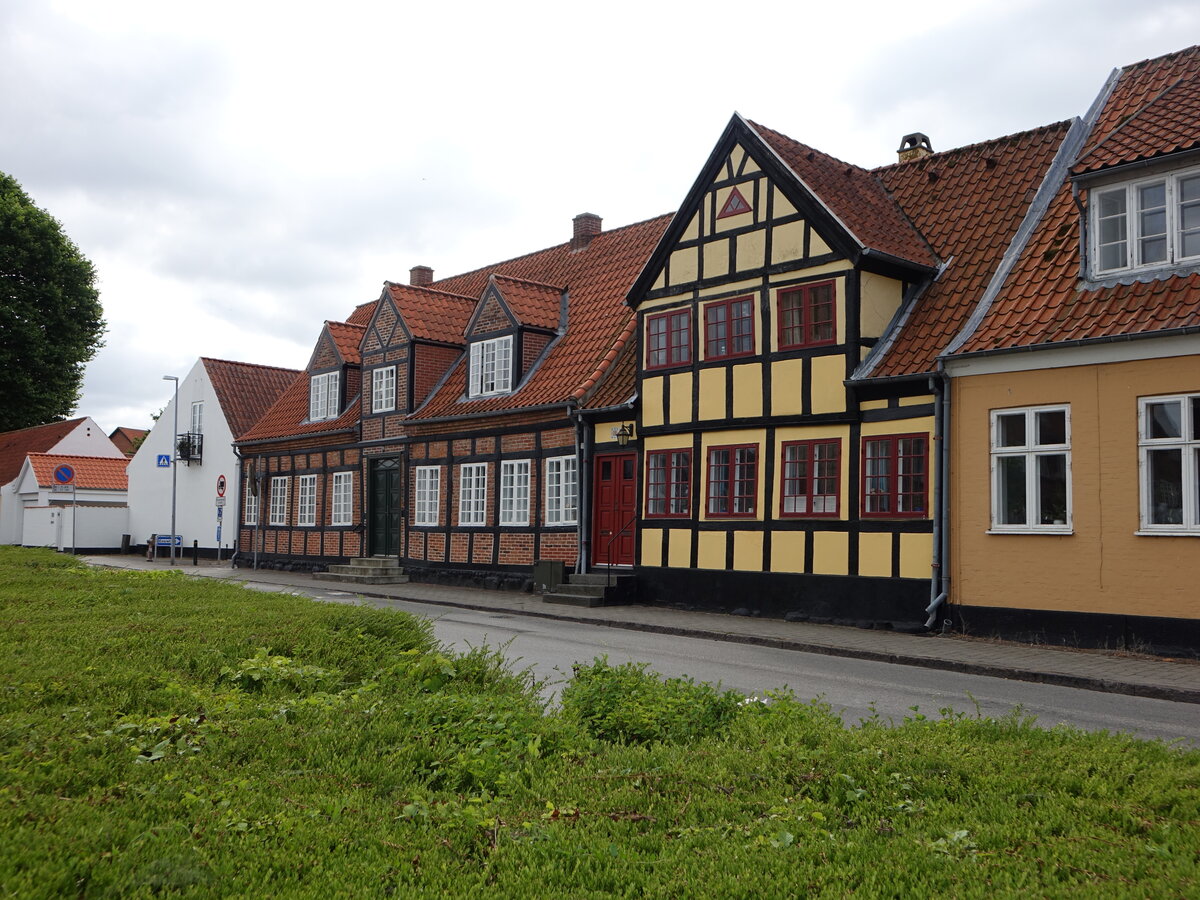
<box><xmin>0</xmin><ymin>172</ymin><xmax>105</xmax><ymax>431</ymax></box>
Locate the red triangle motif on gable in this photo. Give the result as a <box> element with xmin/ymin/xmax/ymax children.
<box><xmin>717</xmin><ymin>186</ymin><xmax>752</xmax><ymax>219</ymax></box>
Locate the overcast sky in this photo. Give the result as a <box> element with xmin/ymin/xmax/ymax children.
<box><xmin>2</xmin><ymin>0</ymin><xmax>1197</xmax><ymax>433</ymax></box>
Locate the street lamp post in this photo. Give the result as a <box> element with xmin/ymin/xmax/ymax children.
<box><xmin>163</xmin><ymin>375</ymin><xmax>179</xmax><ymax>566</ymax></box>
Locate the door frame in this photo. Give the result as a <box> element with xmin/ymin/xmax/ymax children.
<box><xmin>367</xmin><ymin>455</ymin><xmax>404</xmax><ymax>559</ymax></box>
<box><xmin>590</xmin><ymin>450</ymin><xmax>637</xmax><ymax>567</ymax></box>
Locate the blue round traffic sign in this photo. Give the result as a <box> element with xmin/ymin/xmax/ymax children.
<box><xmin>53</xmin><ymin>464</ymin><xmax>75</xmax><ymax>484</ymax></box>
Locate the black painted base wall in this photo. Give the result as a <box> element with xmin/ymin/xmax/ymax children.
<box><xmin>404</xmin><ymin>565</ymin><xmax>533</xmax><ymax>593</ymax></box>
<box><xmin>950</xmin><ymin>604</ymin><xmax>1200</xmax><ymax>659</ymax></box>
<box><xmin>230</xmin><ymin>553</ymin><xmax>341</xmax><ymax>574</ymax></box>
<box><xmin>635</xmin><ymin>566</ymin><xmax>931</xmax><ymax>629</ymax></box>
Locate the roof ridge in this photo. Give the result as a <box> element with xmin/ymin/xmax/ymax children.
<box><xmin>0</xmin><ymin>417</ymin><xmax>85</xmax><ymax>437</ymax></box>
<box><xmin>748</xmin><ymin>119</ymin><xmax>873</xmax><ymax>175</ymax></box>
<box><xmin>28</xmin><ymin>451</ymin><xmax>129</xmax><ymax>461</ymax></box>
<box><xmin>490</xmin><ymin>272</ymin><xmax>565</xmax><ymax>292</ymax></box>
<box><xmin>201</xmin><ymin>357</ymin><xmax>302</xmax><ymax>375</ymax></box>
<box><xmin>1074</xmin><ymin>70</ymin><xmax>1200</xmax><ymax>170</ymax></box>
<box><xmin>872</xmin><ymin>120</ymin><xmax>1073</xmax><ymax>174</ymax></box>
<box><xmin>1118</xmin><ymin>44</ymin><xmax>1200</xmax><ymax>76</ymax></box>
<box><xmin>385</xmin><ymin>281</ymin><xmax>478</xmax><ymax>303</ymax></box>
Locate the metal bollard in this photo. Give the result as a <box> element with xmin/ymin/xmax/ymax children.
<box><xmin>192</xmin><ymin>540</ymin><xmax>199</xmax><ymax>566</ymax></box>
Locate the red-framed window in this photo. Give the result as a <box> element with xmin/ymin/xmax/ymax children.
<box><xmin>781</xmin><ymin>439</ymin><xmax>840</xmax><ymax>517</ymax></box>
<box><xmin>646</xmin><ymin>310</ymin><xmax>691</xmax><ymax>369</ymax></box>
<box><xmin>646</xmin><ymin>449</ymin><xmax>691</xmax><ymax>518</ymax></box>
<box><xmin>862</xmin><ymin>434</ymin><xmax>928</xmax><ymax>517</ymax></box>
<box><xmin>706</xmin><ymin>444</ymin><xmax>758</xmax><ymax>517</ymax></box>
<box><xmin>778</xmin><ymin>281</ymin><xmax>836</xmax><ymax>349</ymax></box>
<box><xmin>704</xmin><ymin>296</ymin><xmax>755</xmax><ymax>360</ymax></box>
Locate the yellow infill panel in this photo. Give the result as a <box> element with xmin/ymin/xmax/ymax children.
<box><xmin>668</xmin><ymin>528</ymin><xmax>691</xmax><ymax>568</ymax></box>
<box><xmin>812</xmin><ymin>531</ymin><xmax>849</xmax><ymax>575</ymax></box>
<box><xmin>698</xmin><ymin>368</ymin><xmax>726</xmax><ymax>420</ymax></box>
<box><xmin>703</xmin><ymin>239</ymin><xmax>730</xmax><ymax>279</ymax></box>
<box><xmin>682</xmin><ymin>212</ymin><xmax>700</xmax><ymax>242</ymax></box>
<box><xmin>857</xmin><ymin>532</ymin><xmax>892</xmax><ymax>577</ymax></box>
<box><xmin>772</xmin><ymin>186</ymin><xmax>796</xmax><ymax>217</ymax></box>
<box><xmin>669</xmin><ymin>372</ymin><xmax>694</xmax><ymax>425</ymax></box>
<box><xmin>641</xmin><ymin>377</ymin><xmax>664</xmax><ymax>428</ymax></box>
<box><xmin>732</xmin><ymin>363</ymin><xmax>764</xmax><ymax>418</ymax></box>
<box><xmin>810</xmin><ymin>229</ymin><xmax>832</xmax><ymax>256</ymax></box>
<box><xmin>771</xmin><ymin>358</ymin><xmax>804</xmax><ymax>415</ymax></box>
<box><xmin>697</xmin><ymin>531</ymin><xmax>726</xmax><ymax>569</ymax></box>
<box><xmin>669</xmin><ymin>247</ymin><xmax>698</xmax><ymax>285</ymax></box>
<box><xmin>810</xmin><ymin>355</ymin><xmax>846</xmax><ymax>414</ymax></box>
<box><xmin>770</xmin><ymin>531</ymin><xmax>805</xmax><ymax>573</ymax></box>
<box><xmin>771</xmin><ymin>219</ymin><xmax>805</xmax><ymax>264</ymax></box>
<box><xmin>900</xmin><ymin>532</ymin><xmax>933</xmax><ymax>579</ymax></box>
<box><xmin>736</xmin><ymin>230</ymin><xmax>766</xmax><ymax>272</ymax></box>
<box><xmin>640</xmin><ymin>528</ymin><xmax>663</xmax><ymax>567</ymax></box>
<box><xmin>733</xmin><ymin>531</ymin><xmax>764</xmax><ymax>571</ymax></box>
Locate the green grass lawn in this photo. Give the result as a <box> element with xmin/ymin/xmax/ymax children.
<box><xmin>1</xmin><ymin>547</ymin><xmax>1197</xmax><ymax>898</ymax></box>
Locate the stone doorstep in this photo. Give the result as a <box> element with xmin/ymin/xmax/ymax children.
<box><xmin>313</xmin><ymin>572</ymin><xmax>411</xmax><ymax>585</ymax></box>
<box><xmin>542</xmin><ymin>592</ymin><xmax>613</xmax><ymax>608</ymax></box>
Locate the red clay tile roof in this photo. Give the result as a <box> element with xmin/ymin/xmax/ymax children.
<box><xmin>202</xmin><ymin>358</ymin><xmax>301</xmax><ymax>440</ymax></box>
<box><xmin>866</xmin><ymin>122</ymin><xmax>1072</xmax><ymax>376</ymax></box>
<box><xmin>327</xmin><ymin>322</ymin><xmax>366</xmax><ymax>365</ymax></box>
<box><xmin>1073</xmin><ymin>72</ymin><xmax>1200</xmax><ymax>174</ymax></box>
<box><xmin>490</xmin><ymin>274</ymin><xmax>563</xmax><ymax>331</ymax></box>
<box><xmin>107</xmin><ymin>427</ymin><xmax>148</xmax><ymax>456</ymax></box>
<box><xmin>385</xmin><ymin>282</ymin><xmax>476</xmax><ymax>344</ymax></box>
<box><xmin>409</xmin><ymin>214</ymin><xmax>672</xmax><ymax>419</ymax></box>
<box><xmin>26</xmin><ymin>453</ymin><xmax>128</xmax><ymax>491</ymax></box>
<box><xmin>346</xmin><ymin>302</ymin><xmax>375</xmax><ymax>327</ymax></box>
<box><xmin>955</xmin><ymin>47</ymin><xmax>1200</xmax><ymax>356</ymax></box>
<box><xmin>0</xmin><ymin>418</ymin><xmax>87</xmax><ymax>485</ymax></box>
<box><xmin>749</xmin><ymin>120</ymin><xmax>939</xmax><ymax>269</ymax></box>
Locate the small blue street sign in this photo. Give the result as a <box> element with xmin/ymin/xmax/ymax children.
<box><xmin>216</xmin><ymin>506</ymin><xmax>223</xmax><ymax>519</ymax></box>
<box><xmin>155</xmin><ymin>535</ymin><xmax>182</xmax><ymax>547</ymax></box>
<box><xmin>156</xmin><ymin>454</ymin><xmax>171</xmax><ymax>468</ymax></box>
<box><xmin>53</xmin><ymin>464</ymin><xmax>75</xmax><ymax>484</ymax></box>
<box><xmin>216</xmin><ymin>524</ymin><xmax>222</xmax><ymax>542</ymax></box>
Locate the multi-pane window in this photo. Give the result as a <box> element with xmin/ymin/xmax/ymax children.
<box><xmin>500</xmin><ymin>460</ymin><xmax>531</xmax><ymax>526</ymax></box>
<box><xmin>269</xmin><ymin>476</ymin><xmax>289</xmax><ymax>526</ymax></box>
<box><xmin>545</xmin><ymin>455</ymin><xmax>578</xmax><ymax>525</ymax></box>
<box><xmin>244</xmin><ymin>482</ymin><xmax>259</xmax><ymax>525</ymax></box>
<box><xmin>781</xmin><ymin>440</ymin><xmax>840</xmax><ymax>516</ymax></box>
<box><xmin>862</xmin><ymin>435</ymin><xmax>927</xmax><ymax>517</ymax></box>
<box><xmin>414</xmin><ymin>466</ymin><xmax>440</xmax><ymax>526</ymax></box>
<box><xmin>646</xmin><ymin>449</ymin><xmax>691</xmax><ymax>518</ymax></box>
<box><xmin>990</xmin><ymin>407</ymin><xmax>1071</xmax><ymax>531</ymax></box>
<box><xmin>646</xmin><ymin>310</ymin><xmax>692</xmax><ymax>369</ymax></box>
<box><xmin>704</xmin><ymin>297</ymin><xmax>755</xmax><ymax>360</ymax></box>
<box><xmin>706</xmin><ymin>444</ymin><xmax>758</xmax><ymax>517</ymax></box>
<box><xmin>1092</xmin><ymin>169</ymin><xmax>1200</xmax><ymax>275</ymax></box>
<box><xmin>372</xmin><ymin>366</ymin><xmax>396</xmax><ymax>413</ymax></box>
<box><xmin>459</xmin><ymin>463</ymin><xmax>487</xmax><ymax>526</ymax></box>
<box><xmin>1139</xmin><ymin>393</ymin><xmax>1200</xmax><ymax>532</ymax></box>
<box><xmin>331</xmin><ymin>472</ymin><xmax>353</xmax><ymax>526</ymax></box>
<box><xmin>468</xmin><ymin>336</ymin><xmax>513</xmax><ymax>397</ymax></box>
<box><xmin>778</xmin><ymin>282</ymin><xmax>835</xmax><ymax>348</ymax></box>
<box><xmin>190</xmin><ymin>401</ymin><xmax>204</xmax><ymax>434</ymax></box>
<box><xmin>297</xmin><ymin>475</ymin><xmax>318</xmax><ymax>526</ymax></box>
<box><xmin>309</xmin><ymin>371</ymin><xmax>340</xmax><ymax>421</ymax></box>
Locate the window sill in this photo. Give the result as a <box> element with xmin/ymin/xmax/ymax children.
<box><xmin>1135</xmin><ymin>529</ymin><xmax>1200</xmax><ymax>537</ymax></box>
<box><xmin>986</xmin><ymin>528</ymin><xmax>1074</xmax><ymax>535</ymax></box>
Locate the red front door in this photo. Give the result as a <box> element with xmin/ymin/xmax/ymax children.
<box><xmin>592</xmin><ymin>452</ymin><xmax>637</xmax><ymax>566</ymax></box>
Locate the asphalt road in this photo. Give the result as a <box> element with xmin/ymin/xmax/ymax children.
<box><xmin>290</xmin><ymin>584</ymin><xmax>1200</xmax><ymax>746</ymax></box>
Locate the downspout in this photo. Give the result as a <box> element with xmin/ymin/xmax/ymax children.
<box><xmin>569</xmin><ymin>401</ymin><xmax>591</xmax><ymax>575</ymax></box>
<box><xmin>925</xmin><ymin>367</ymin><xmax>949</xmax><ymax>629</ymax></box>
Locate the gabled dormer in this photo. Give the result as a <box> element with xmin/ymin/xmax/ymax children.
<box><xmin>462</xmin><ymin>274</ymin><xmax>564</xmax><ymax>399</ymax></box>
<box><xmin>306</xmin><ymin>320</ymin><xmax>363</xmax><ymax>423</ymax></box>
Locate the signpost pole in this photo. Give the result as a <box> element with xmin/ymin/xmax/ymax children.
<box><xmin>163</xmin><ymin>375</ymin><xmax>179</xmax><ymax>566</ymax></box>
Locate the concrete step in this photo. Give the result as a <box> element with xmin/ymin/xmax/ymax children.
<box><xmin>551</xmin><ymin>582</ymin><xmax>608</xmax><ymax>598</ymax></box>
<box><xmin>542</xmin><ymin>591</ymin><xmax>610</xmax><ymax>608</ymax></box>
<box><xmin>313</xmin><ymin>572</ymin><xmax>410</xmax><ymax>585</ymax></box>
<box><xmin>325</xmin><ymin>563</ymin><xmax>406</xmax><ymax>577</ymax></box>
<box><xmin>569</xmin><ymin>572</ymin><xmax>634</xmax><ymax>586</ymax></box>
<box><xmin>347</xmin><ymin>557</ymin><xmax>401</xmax><ymax>569</ymax></box>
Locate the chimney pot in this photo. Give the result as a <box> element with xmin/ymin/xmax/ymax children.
<box><xmin>897</xmin><ymin>132</ymin><xmax>934</xmax><ymax>163</ymax></box>
<box><xmin>410</xmin><ymin>265</ymin><xmax>433</xmax><ymax>286</ymax></box>
<box><xmin>571</xmin><ymin>212</ymin><xmax>602</xmax><ymax>250</ymax></box>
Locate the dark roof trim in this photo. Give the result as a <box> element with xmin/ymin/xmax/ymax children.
<box><xmin>945</xmin><ymin>324</ymin><xmax>1200</xmax><ymax>364</ymax></box>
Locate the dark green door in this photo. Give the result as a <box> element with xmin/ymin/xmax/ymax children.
<box><xmin>369</xmin><ymin>457</ymin><xmax>401</xmax><ymax>557</ymax></box>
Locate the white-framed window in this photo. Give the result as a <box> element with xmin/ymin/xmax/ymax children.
<box><xmin>459</xmin><ymin>463</ymin><xmax>487</xmax><ymax>526</ymax></box>
<box><xmin>468</xmin><ymin>336</ymin><xmax>513</xmax><ymax>397</ymax></box>
<box><xmin>414</xmin><ymin>466</ymin><xmax>440</xmax><ymax>526</ymax></box>
<box><xmin>309</xmin><ymin>371</ymin><xmax>340</xmax><ymax>421</ymax></box>
<box><xmin>372</xmin><ymin>366</ymin><xmax>396</xmax><ymax>413</ymax></box>
<box><xmin>269</xmin><ymin>476</ymin><xmax>289</xmax><ymax>526</ymax></box>
<box><xmin>297</xmin><ymin>475</ymin><xmax>318</xmax><ymax>526</ymax></box>
<box><xmin>990</xmin><ymin>405</ymin><xmax>1071</xmax><ymax>532</ymax></box>
<box><xmin>190</xmin><ymin>401</ymin><xmax>203</xmax><ymax>434</ymax></box>
<box><xmin>500</xmin><ymin>460</ymin><xmax>531</xmax><ymax>526</ymax></box>
<box><xmin>1091</xmin><ymin>167</ymin><xmax>1200</xmax><ymax>276</ymax></box>
<box><xmin>244</xmin><ymin>482</ymin><xmax>259</xmax><ymax>526</ymax></box>
<box><xmin>1138</xmin><ymin>393</ymin><xmax>1200</xmax><ymax>533</ymax></box>
<box><xmin>331</xmin><ymin>472</ymin><xmax>353</xmax><ymax>526</ymax></box>
<box><xmin>545</xmin><ymin>455</ymin><xmax>578</xmax><ymax>526</ymax></box>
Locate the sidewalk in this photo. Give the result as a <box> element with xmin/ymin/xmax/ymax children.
<box><xmin>83</xmin><ymin>554</ymin><xmax>1200</xmax><ymax>705</ymax></box>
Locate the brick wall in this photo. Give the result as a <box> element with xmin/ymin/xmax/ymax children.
<box><xmin>470</xmin><ymin>295</ymin><xmax>512</xmax><ymax>335</ymax></box>
<box><xmin>414</xmin><ymin>345</ymin><xmax>462</xmax><ymax>407</ymax></box>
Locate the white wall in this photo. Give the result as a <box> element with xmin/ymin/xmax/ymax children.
<box><xmin>127</xmin><ymin>360</ymin><xmax>241</xmax><ymax>552</ymax></box>
<box><xmin>21</xmin><ymin>505</ymin><xmax>128</xmax><ymax>550</ymax></box>
<box><xmin>51</xmin><ymin>418</ymin><xmax>127</xmax><ymax>459</ymax></box>
<box><xmin>21</xmin><ymin>506</ymin><xmax>58</xmax><ymax>548</ymax></box>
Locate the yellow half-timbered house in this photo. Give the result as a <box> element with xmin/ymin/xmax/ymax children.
<box><xmin>626</xmin><ymin>114</ymin><xmax>1070</xmax><ymax>628</ymax></box>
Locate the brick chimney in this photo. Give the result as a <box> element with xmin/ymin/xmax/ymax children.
<box><xmin>897</xmin><ymin>133</ymin><xmax>933</xmax><ymax>163</ymax></box>
<box><xmin>410</xmin><ymin>265</ymin><xmax>433</xmax><ymax>286</ymax></box>
<box><xmin>571</xmin><ymin>213</ymin><xmax>602</xmax><ymax>250</ymax></box>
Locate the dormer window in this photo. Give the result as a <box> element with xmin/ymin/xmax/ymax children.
<box><xmin>468</xmin><ymin>336</ymin><xmax>512</xmax><ymax>397</ymax></box>
<box><xmin>309</xmin><ymin>371</ymin><xmax>340</xmax><ymax>421</ymax></box>
<box><xmin>1091</xmin><ymin>167</ymin><xmax>1200</xmax><ymax>276</ymax></box>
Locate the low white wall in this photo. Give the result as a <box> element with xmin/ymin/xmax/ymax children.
<box><xmin>21</xmin><ymin>507</ymin><xmax>59</xmax><ymax>548</ymax></box>
<box><xmin>22</xmin><ymin>506</ymin><xmax>128</xmax><ymax>550</ymax></box>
